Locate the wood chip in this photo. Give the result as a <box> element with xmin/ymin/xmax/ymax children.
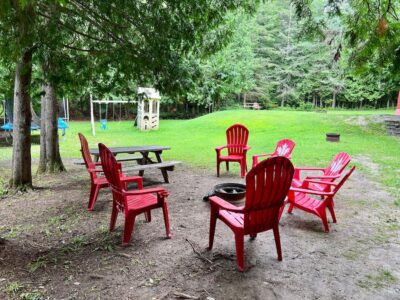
<box><xmin>89</xmin><ymin>274</ymin><xmax>105</xmax><ymax>280</ymax></box>
<box><xmin>117</xmin><ymin>253</ymin><xmax>132</xmax><ymax>259</ymax></box>
<box><xmin>173</xmin><ymin>291</ymin><xmax>199</xmax><ymax>299</ymax></box>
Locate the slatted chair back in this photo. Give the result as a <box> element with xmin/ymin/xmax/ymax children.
<box><xmin>78</xmin><ymin>133</ymin><xmax>96</xmax><ymax>170</ymax></box>
<box><xmin>226</xmin><ymin>124</ymin><xmax>249</xmax><ymax>156</ymax></box>
<box><xmin>244</xmin><ymin>157</ymin><xmax>294</xmax><ymax>234</ymax></box>
<box><xmin>272</xmin><ymin>139</ymin><xmax>296</xmax><ymax>158</ymax></box>
<box><xmin>331</xmin><ymin>166</ymin><xmax>356</xmax><ymax>196</ymax></box>
<box><xmin>324</xmin><ymin>152</ymin><xmax>351</xmax><ymax>177</ymax></box>
<box><xmin>98</xmin><ymin>143</ymin><xmax>124</xmax><ymax>209</ymax></box>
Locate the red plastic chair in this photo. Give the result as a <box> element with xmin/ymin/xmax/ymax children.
<box><xmin>287</xmin><ymin>166</ymin><xmax>356</xmax><ymax>232</ymax></box>
<box><xmin>252</xmin><ymin>139</ymin><xmax>296</xmax><ymax>168</ymax></box>
<box><xmin>98</xmin><ymin>143</ymin><xmax>171</xmax><ymax>245</ymax></box>
<box><xmin>208</xmin><ymin>157</ymin><xmax>294</xmax><ymax>271</ymax></box>
<box><xmin>78</xmin><ymin>133</ymin><xmax>143</xmax><ymax>211</ymax></box>
<box><xmin>216</xmin><ymin>124</ymin><xmax>250</xmax><ymax>178</ymax></box>
<box><xmin>291</xmin><ymin>152</ymin><xmax>351</xmax><ymax>193</ymax></box>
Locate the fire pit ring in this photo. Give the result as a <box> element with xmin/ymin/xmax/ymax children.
<box><xmin>213</xmin><ymin>183</ymin><xmax>246</xmax><ymax>202</ymax></box>
<box><xmin>326</xmin><ymin>133</ymin><xmax>340</xmax><ymax>142</ymax></box>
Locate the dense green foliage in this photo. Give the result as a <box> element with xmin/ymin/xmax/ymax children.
<box><xmin>1</xmin><ymin>1</ymin><xmax>399</xmax><ymax>116</ymax></box>
<box><xmin>207</xmin><ymin>0</ymin><xmax>400</xmax><ymax>110</ymax></box>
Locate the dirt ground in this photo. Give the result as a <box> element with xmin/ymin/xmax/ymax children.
<box><xmin>0</xmin><ymin>159</ymin><xmax>398</xmax><ymax>300</ymax></box>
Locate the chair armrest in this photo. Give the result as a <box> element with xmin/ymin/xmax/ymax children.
<box><xmin>209</xmin><ymin>196</ymin><xmax>244</xmax><ymax>213</ymax></box>
<box><xmin>243</xmin><ymin>146</ymin><xmax>251</xmax><ymax>151</ymax></box>
<box><xmin>216</xmin><ymin>145</ymin><xmax>228</xmax><ymax>150</ymax></box>
<box><xmin>120</xmin><ymin>175</ymin><xmax>142</xmax><ymax>182</ymax></box>
<box><xmin>253</xmin><ymin>153</ymin><xmax>273</xmax><ymax>158</ymax></box>
<box><xmin>122</xmin><ymin>187</ymin><xmax>168</xmax><ymax>197</ymax></box>
<box><xmin>215</xmin><ymin>145</ymin><xmax>228</xmax><ymax>154</ymax></box>
<box><xmin>289</xmin><ymin>187</ymin><xmax>334</xmax><ymax>196</ymax></box>
<box><xmin>303</xmin><ymin>179</ymin><xmax>338</xmax><ymax>186</ymax></box>
<box><xmin>293</xmin><ymin>167</ymin><xmax>325</xmax><ymax>179</ymax></box>
<box><xmin>305</xmin><ymin>174</ymin><xmax>340</xmax><ymax>180</ymax></box>
<box><xmin>295</xmin><ymin>167</ymin><xmax>325</xmax><ymax>172</ymax></box>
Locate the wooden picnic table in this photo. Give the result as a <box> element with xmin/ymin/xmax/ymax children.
<box><xmin>89</xmin><ymin>145</ymin><xmax>179</xmax><ymax>183</ymax></box>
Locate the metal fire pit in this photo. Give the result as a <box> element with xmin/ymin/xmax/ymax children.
<box><xmin>326</xmin><ymin>133</ymin><xmax>340</xmax><ymax>142</ymax></box>
<box><xmin>214</xmin><ymin>183</ymin><xmax>246</xmax><ymax>203</ymax></box>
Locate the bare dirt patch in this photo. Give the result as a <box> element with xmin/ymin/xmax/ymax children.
<box><xmin>0</xmin><ymin>160</ymin><xmax>399</xmax><ymax>299</ymax></box>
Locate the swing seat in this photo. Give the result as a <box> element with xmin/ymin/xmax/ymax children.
<box><xmin>100</xmin><ymin>119</ymin><xmax>108</xmax><ymax>130</ymax></box>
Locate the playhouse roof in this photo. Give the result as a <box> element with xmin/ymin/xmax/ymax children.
<box><xmin>138</xmin><ymin>87</ymin><xmax>160</xmax><ymax>100</ymax></box>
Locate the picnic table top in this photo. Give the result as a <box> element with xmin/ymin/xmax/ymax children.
<box><xmin>89</xmin><ymin>145</ymin><xmax>170</xmax><ymax>155</ymax></box>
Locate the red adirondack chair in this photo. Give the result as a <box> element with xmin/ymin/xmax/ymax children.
<box><xmin>78</xmin><ymin>133</ymin><xmax>143</xmax><ymax>211</ymax></box>
<box><xmin>291</xmin><ymin>152</ymin><xmax>351</xmax><ymax>193</ymax></box>
<box><xmin>287</xmin><ymin>166</ymin><xmax>356</xmax><ymax>232</ymax></box>
<box><xmin>98</xmin><ymin>143</ymin><xmax>171</xmax><ymax>245</ymax></box>
<box><xmin>252</xmin><ymin>139</ymin><xmax>296</xmax><ymax>168</ymax></box>
<box><xmin>216</xmin><ymin>124</ymin><xmax>250</xmax><ymax>178</ymax></box>
<box><xmin>208</xmin><ymin>157</ymin><xmax>294</xmax><ymax>271</ymax></box>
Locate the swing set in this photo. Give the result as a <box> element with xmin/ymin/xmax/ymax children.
<box><xmin>1</xmin><ymin>98</ymin><xmax>69</xmax><ymax>136</ymax></box>
<box><xmin>89</xmin><ymin>94</ymin><xmax>136</xmax><ymax>136</ymax></box>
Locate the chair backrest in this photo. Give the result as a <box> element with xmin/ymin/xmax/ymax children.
<box><xmin>226</xmin><ymin>124</ymin><xmax>249</xmax><ymax>155</ymax></box>
<box><xmin>272</xmin><ymin>139</ymin><xmax>296</xmax><ymax>158</ymax></box>
<box><xmin>324</xmin><ymin>152</ymin><xmax>351</xmax><ymax>177</ymax></box>
<box><xmin>244</xmin><ymin>157</ymin><xmax>294</xmax><ymax>234</ymax></box>
<box><xmin>99</xmin><ymin>143</ymin><xmax>125</xmax><ymax>209</ymax></box>
<box><xmin>332</xmin><ymin>165</ymin><xmax>356</xmax><ymax>195</ymax></box>
<box><xmin>78</xmin><ymin>133</ymin><xmax>95</xmax><ymax>170</ymax></box>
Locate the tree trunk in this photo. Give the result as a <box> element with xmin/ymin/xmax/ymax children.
<box><xmin>332</xmin><ymin>91</ymin><xmax>336</xmax><ymax>109</ymax></box>
<box><xmin>10</xmin><ymin>49</ymin><xmax>33</xmax><ymax>189</ymax></box>
<box><xmin>38</xmin><ymin>92</ymin><xmax>47</xmax><ymax>173</ymax></box>
<box><xmin>38</xmin><ymin>82</ymin><xmax>66</xmax><ymax>174</ymax></box>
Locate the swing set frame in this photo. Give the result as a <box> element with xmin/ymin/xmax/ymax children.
<box><xmin>89</xmin><ymin>94</ymin><xmax>136</xmax><ymax>136</ymax></box>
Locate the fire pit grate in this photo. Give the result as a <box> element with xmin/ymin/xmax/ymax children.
<box><xmin>203</xmin><ymin>183</ymin><xmax>246</xmax><ymax>203</ymax></box>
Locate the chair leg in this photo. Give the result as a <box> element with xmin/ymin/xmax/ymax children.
<box><xmin>88</xmin><ymin>184</ymin><xmax>100</xmax><ymax>211</ymax></box>
<box><xmin>320</xmin><ymin>209</ymin><xmax>330</xmax><ymax>232</ymax></box>
<box><xmin>162</xmin><ymin>202</ymin><xmax>171</xmax><ymax>239</ymax></box>
<box><xmin>288</xmin><ymin>204</ymin><xmax>294</xmax><ymax>214</ymax></box>
<box><xmin>122</xmin><ymin>213</ymin><xmax>136</xmax><ymax>246</ymax></box>
<box><xmin>235</xmin><ymin>233</ymin><xmax>245</xmax><ymax>272</ymax></box>
<box><xmin>208</xmin><ymin>207</ymin><xmax>218</xmax><ymax>250</ymax></box>
<box><xmin>273</xmin><ymin>225</ymin><xmax>283</xmax><ymax>261</ymax></box>
<box><xmin>226</xmin><ymin>161</ymin><xmax>229</xmax><ymax>171</ymax></box>
<box><xmin>137</xmin><ymin>178</ymin><xmax>143</xmax><ymax>189</ymax></box>
<box><xmin>327</xmin><ymin>203</ymin><xmax>337</xmax><ymax>223</ymax></box>
<box><xmin>109</xmin><ymin>203</ymin><xmax>118</xmax><ymax>232</ymax></box>
<box><xmin>216</xmin><ymin>160</ymin><xmax>220</xmax><ymax>177</ymax></box>
<box><xmin>240</xmin><ymin>160</ymin><xmax>246</xmax><ymax>178</ymax></box>
<box><xmin>144</xmin><ymin>210</ymin><xmax>151</xmax><ymax>222</ymax></box>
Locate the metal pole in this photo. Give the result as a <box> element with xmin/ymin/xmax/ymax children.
<box><xmin>66</xmin><ymin>98</ymin><xmax>70</xmax><ymax>123</ymax></box>
<box><xmin>90</xmin><ymin>94</ymin><xmax>96</xmax><ymax>136</ymax></box>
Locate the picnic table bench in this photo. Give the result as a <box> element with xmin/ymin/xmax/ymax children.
<box><xmin>243</xmin><ymin>102</ymin><xmax>261</xmax><ymax>110</ymax></box>
<box><xmin>89</xmin><ymin>145</ymin><xmax>180</xmax><ymax>183</ymax></box>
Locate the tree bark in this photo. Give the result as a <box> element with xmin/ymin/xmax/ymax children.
<box><xmin>38</xmin><ymin>82</ymin><xmax>66</xmax><ymax>173</ymax></box>
<box><xmin>38</xmin><ymin>92</ymin><xmax>47</xmax><ymax>173</ymax></box>
<box><xmin>10</xmin><ymin>49</ymin><xmax>33</xmax><ymax>189</ymax></box>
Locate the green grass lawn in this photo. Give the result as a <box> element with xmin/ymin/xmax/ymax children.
<box><xmin>1</xmin><ymin>109</ymin><xmax>399</xmax><ymax>196</ymax></box>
